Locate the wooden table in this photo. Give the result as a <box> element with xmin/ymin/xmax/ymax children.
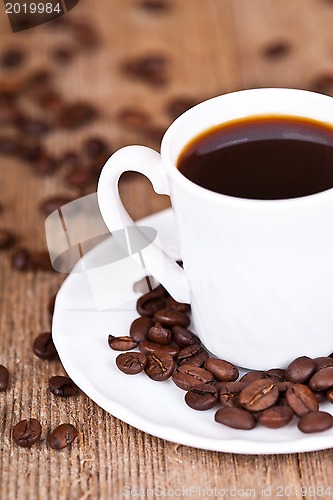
<box><xmin>1</xmin><ymin>0</ymin><xmax>333</xmax><ymax>498</ymax></box>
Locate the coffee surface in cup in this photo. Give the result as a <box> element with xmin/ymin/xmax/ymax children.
<box><xmin>177</xmin><ymin>115</ymin><xmax>333</xmax><ymax>200</ymax></box>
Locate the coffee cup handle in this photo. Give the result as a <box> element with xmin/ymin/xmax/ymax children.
<box><xmin>97</xmin><ymin>145</ymin><xmax>191</xmax><ymax>304</ymax></box>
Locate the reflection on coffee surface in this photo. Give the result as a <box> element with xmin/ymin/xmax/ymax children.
<box><xmin>177</xmin><ymin>116</ymin><xmax>333</xmax><ymax>200</ymax></box>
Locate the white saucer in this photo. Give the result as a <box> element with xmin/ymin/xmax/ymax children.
<box><xmin>52</xmin><ymin>208</ymin><xmax>333</xmax><ymax>454</ymax></box>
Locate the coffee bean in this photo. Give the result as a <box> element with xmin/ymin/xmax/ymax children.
<box><xmin>147</xmin><ymin>323</ymin><xmax>172</xmax><ymax>345</ymax></box>
<box><xmin>30</xmin><ymin>251</ymin><xmax>54</xmax><ymax>271</ymax></box>
<box><xmin>0</xmin><ymin>229</ymin><xmax>15</xmax><ymax>249</ymax></box>
<box><xmin>154</xmin><ymin>309</ymin><xmax>190</xmax><ymax>328</ymax></box>
<box><xmin>16</xmin><ymin>116</ymin><xmax>51</xmax><ymax>136</ymax></box>
<box><xmin>130</xmin><ymin>317</ymin><xmax>154</xmax><ymax>342</ymax></box>
<box><xmin>139</xmin><ymin>340</ymin><xmax>179</xmax><ymax>357</ymax></box>
<box><xmin>116</xmin><ymin>352</ymin><xmax>147</xmax><ymax>374</ymax></box>
<box><xmin>0</xmin><ymin>100</ymin><xmax>17</xmax><ymax>124</ymax></box>
<box><xmin>166</xmin><ymin>97</ymin><xmax>197</xmax><ymax>120</ymax></box>
<box><xmin>58</xmin><ymin>103</ymin><xmax>97</xmax><ymax>129</ymax></box>
<box><xmin>1</xmin><ymin>48</ymin><xmax>25</xmax><ymax>68</ymax></box>
<box><xmin>65</xmin><ymin>167</ymin><xmax>93</xmax><ymax>188</ymax></box>
<box><xmin>172</xmin><ymin>326</ymin><xmax>200</xmax><ymax>347</ymax></box>
<box><xmin>298</xmin><ymin>411</ymin><xmax>333</xmax><ymax>433</ymax></box>
<box><xmin>204</xmin><ymin>358</ymin><xmax>239</xmax><ymax>382</ymax></box>
<box><xmin>145</xmin><ymin>351</ymin><xmax>174</xmax><ymax>381</ymax></box>
<box><xmin>276</xmin><ymin>381</ymin><xmax>295</xmax><ymax>392</ymax></box>
<box><xmin>314</xmin><ymin>356</ymin><xmax>333</xmax><ymax>371</ymax></box>
<box><xmin>35</xmin><ymin>90</ymin><xmax>64</xmax><ymax>115</ymax></box>
<box><xmin>11</xmin><ymin>249</ymin><xmax>31</xmax><ymax>271</ymax></box>
<box><xmin>285</xmin><ymin>356</ymin><xmax>316</xmax><ymax>384</ymax></box>
<box><xmin>117</xmin><ymin>108</ymin><xmax>150</xmax><ymax>127</ymax></box>
<box><xmin>0</xmin><ymin>137</ymin><xmax>20</xmax><ymax>155</ymax></box>
<box><xmin>48</xmin><ymin>423</ymin><xmax>78</xmax><ymax>450</ymax></box>
<box><xmin>285</xmin><ymin>383</ymin><xmax>318</xmax><ymax>417</ymax></box>
<box><xmin>137</xmin><ymin>288</ymin><xmax>166</xmax><ymax>317</ymax></box>
<box><xmin>39</xmin><ymin>196</ymin><xmax>73</xmax><ymax>216</ymax></box>
<box><xmin>0</xmin><ymin>365</ymin><xmax>9</xmax><ymax>392</ymax></box>
<box><xmin>314</xmin><ymin>390</ymin><xmax>327</xmax><ymax>403</ymax></box>
<box><xmin>108</xmin><ymin>335</ymin><xmax>137</xmax><ymax>351</ymax></box>
<box><xmin>122</xmin><ymin>55</ymin><xmax>168</xmax><ymax>86</ymax></box>
<box><xmin>239</xmin><ymin>379</ymin><xmax>279</xmax><ymax>412</ymax></box>
<box><xmin>20</xmin><ymin>141</ymin><xmax>43</xmax><ymax>162</ymax></box>
<box><xmin>215</xmin><ymin>407</ymin><xmax>257</xmax><ymax>430</ymax></box>
<box><xmin>139</xmin><ymin>0</ymin><xmax>170</xmax><ymax>12</ymax></box>
<box><xmin>84</xmin><ymin>137</ymin><xmax>108</xmax><ymax>158</ymax></box>
<box><xmin>309</xmin><ymin>366</ymin><xmax>333</xmax><ymax>391</ymax></box>
<box><xmin>185</xmin><ymin>384</ymin><xmax>218</xmax><ymax>411</ymax></box>
<box><xmin>13</xmin><ymin>419</ymin><xmax>42</xmax><ymax>448</ymax></box>
<box><xmin>176</xmin><ymin>344</ymin><xmax>209</xmax><ymax>367</ymax></box>
<box><xmin>172</xmin><ymin>364</ymin><xmax>213</xmax><ymax>391</ymax></box>
<box><xmin>27</xmin><ymin>69</ymin><xmax>53</xmax><ymax>88</ymax></box>
<box><xmin>217</xmin><ymin>381</ymin><xmax>249</xmax><ymax>408</ymax></box>
<box><xmin>49</xmin><ymin>376</ymin><xmax>78</xmax><ymax>397</ymax></box>
<box><xmin>166</xmin><ymin>296</ymin><xmax>191</xmax><ymax>314</ymax></box>
<box><xmin>258</xmin><ymin>406</ymin><xmax>294</xmax><ymax>429</ymax></box>
<box><xmin>33</xmin><ymin>155</ymin><xmax>58</xmax><ymax>176</ymax></box>
<box><xmin>33</xmin><ymin>332</ymin><xmax>58</xmax><ymax>360</ymax></box>
<box><xmin>262</xmin><ymin>41</ymin><xmax>291</xmax><ymax>59</ymax></box>
<box><xmin>326</xmin><ymin>387</ymin><xmax>333</xmax><ymax>403</ymax></box>
<box><xmin>239</xmin><ymin>370</ymin><xmax>266</xmax><ymax>383</ymax></box>
<box><xmin>52</xmin><ymin>47</ymin><xmax>74</xmax><ymax>65</ymax></box>
<box><xmin>266</xmin><ymin>368</ymin><xmax>285</xmax><ymax>382</ymax></box>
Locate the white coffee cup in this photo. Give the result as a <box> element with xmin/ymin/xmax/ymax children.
<box><xmin>97</xmin><ymin>88</ymin><xmax>333</xmax><ymax>369</ymax></box>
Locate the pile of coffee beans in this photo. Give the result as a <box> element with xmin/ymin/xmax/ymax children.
<box><xmin>109</xmin><ymin>282</ymin><xmax>333</xmax><ymax>434</ymax></box>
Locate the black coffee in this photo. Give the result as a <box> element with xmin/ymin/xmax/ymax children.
<box><xmin>177</xmin><ymin>116</ymin><xmax>333</xmax><ymax>200</ymax></box>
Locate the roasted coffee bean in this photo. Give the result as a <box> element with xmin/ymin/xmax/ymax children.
<box><xmin>176</xmin><ymin>344</ymin><xmax>209</xmax><ymax>367</ymax></box>
<box><xmin>139</xmin><ymin>340</ymin><xmax>179</xmax><ymax>357</ymax></box>
<box><xmin>239</xmin><ymin>379</ymin><xmax>279</xmax><ymax>412</ymax></box>
<box><xmin>285</xmin><ymin>356</ymin><xmax>316</xmax><ymax>384</ymax></box>
<box><xmin>298</xmin><ymin>411</ymin><xmax>333</xmax><ymax>433</ymax></box>
<box><xmin>27</xmin><ymin>69</ymin><xmax>53</xmax><ymax>88</ymax></box>
<box><xmin>172</xmin><ymin>364</ymin><xmax>213</xmax><ymax>391</ymax></box>
<box><xmin>309</xmin><ymin>366</ymin><xmax>333</xmax><ymax>391</ymax></box>
<box><xmin>49</xmin><ymin>376</ymin><xmax>78</xmax><ymax>397</ymax></box>
<box><xmin>13</xmin><ymin>419</ymin><xmax>42</xmax><ymax>448</ymax></box>
<box><xmin>154</xmin><ymin>309</ymin><xmax>190</xmax><ymax>328</ymax></box>
<box><xmin>326</xmin><ymin>387</ymin><xmax>333</xmax><ymax>403</ymax></box>
<box><xmin>144</xmin><ymin>351</ymin><xmax>174</xmax><ymax>381</ymax></box>
<box><xmin>48</xmin><ymin>423</ymin><xmax>78</xmax><ymax>450</ymax></box>
<box><xmin>262</xmin><ymin>41</ymin><xmax>291</xmax><ymax>59</ymax></box>
<box><xmin>84</xmin><ymin>137</ymin><xmax>108</xmax><ymax>158</ymax></box>
<box><xmin>33</xmin><ymin>154</ymin><xmax>58</xmax><ymax>176</ymax></box>
<box><xmin>172</xmin><ymin>326</ymin><xmax>200</xmax><ymax>347</ymax></box>
<box><xmin>122</xmin><ymin>55</ymin><xmax>168</xmax><ymax>86</ymax></box>
<box><xmin>1</xmin><ymin>48</ymin><xmax>25</xmax><ymax>68</ymax></box>
<box><xmin>185</xmin><ymin>384</ymin><xmax>218</xmax><ymax>411</ymax></box>
<box><xmin>276</xmin><ymin>381</ymin><xmax>295</xmax><ymax>392</ymax></box>
<box><xmin>30</xmin><ymin>251</ymin><xmax>54</xmax><ymax>271</ymax></box>
<box><xmin>39</xmin><ymin>196</ymin><xmax>73</xmax><ymax>216</ymax></box>
<box><xmin>139</xmin><ymin>0</ymin><xmax>169</xmax><ymax>12</ymax></box>
<box><xmin>0</xmin><ymin>229</ymin><xmax>15</xmax><ymax>249</ymax></box>
<box><xmin>266</xmin><ymin>368</ymin><xmax>285</xmax><ymax>382</ymax></box>
<box><xmin>33</xmin><ymin>332</ymin><xmax>58</xmax><ymax>360</ymax></box>
<box><xmin>314</xmin><ymin>391</ymin><xmax>327</xmax><ymax>403</ymax></box>
<box><xmin>16</xmin><ymin>117</ymin><xmax>51</xmax><ymax>136</ymax></box>
<box><xmin>137</xmin><ymin>288</ymin><xmax>166</xmax><ymax>317</ymax></box>
<box><xmin>166</xmin><ymin>97</ymin><xmax>197</xmax><ymax>120</ymax></box>
<box><xmin>258</xmin><ymin>406</ymin><xmax>294</xmax><ymax>429</ymax></box>
<box><xmin>0</xmin><ymin>137</ymin><xmax>20</xmax><ymax>155</ymax></box>
<box><xmin>239</xmin><ymin>370</ymin><xmax>266</xmax><ymax>383</ymax></box>
<box><xmin>11</xmin><ymin>248</ymin><xmax>31</xmax><ymax>271</ymax></box>
<box><xmin>217</xmin><ymin>381</ymin><xmax>248</xmax><ymax>408</ymax></box>
<box><xmin>52</xmin><ymin>47</ymin><xmax>74</xmax><ymax>65</ymax></box>
<box><xmin>65</xmin><ymin>167</ymin><xmax>93</xmax><ymax>188</ymax></box>
<box><xmin>215</xmin><ymin>407</ymin><xmax>257</xmax><ymax>430</ymax></box>
<box><xmin>0</xmin><ymin>100</ymin><xmax>17</xmax><ymax>124</ymax></box>
<box><xmin>116</xmin><ymin>352</ymin><xmax>147</xmax><ymax>374</ymax></box>
<box><xmin>166</xmin><ymin>296</ymin><xmax>191</xmax><ymax>314</ymax></box>
<box><xmin>0</xmin><ymin>365</ymin><xmax>9</xmax><ymax>392</ymax></box>
<box><xmin>285</xmin><ymin>383</ymin><xmax>318</xmax><ymax>417</ymax></box>
<box><xmin>129</xmin><ymin>316</ymin><xmax>154</xmax><ymax>342</ymax></box>
<box><xmin>314</xmin><ymin>356</ymin><xmax>333</xmax><ymax>371</ymax></box>
<box><xmin>108</xmin><ymin>335</ymin><xmax>137</xmax><ymax>351</ymax></box>
<box><xmin>118</xmin><ymin>108</ymin><xmax>150</xmax><ymax>127</ymax></box>
<box><xmin>204</xmin><ymin>358</ymin><xmax>239</xmax><ymax>382</ymax></box>
<box><xmin>58</xmin><ymin>103</ymin><xmax>97</xmax><ymax>129</ymax></box>
<box><xmin>147</xmin><ymin>323</ymin><xmax>172</xmax><ymax>345</ymax></box>
<box><xmin>35</xmin><ymin>90</ymin><xmax>64</xmax><ymax>115</ymax></box>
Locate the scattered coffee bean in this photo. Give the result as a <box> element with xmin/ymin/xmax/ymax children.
<box><xmin>39</xmin><ymin>196</ymin><xmax>73</xmax><ymax>216</ymax></box>
<box><xmin>0</xmin><ymin>365</ymin><xmax>9</xmax><ymax>392</ymax></box>
<box><xmin>130</xmin><ymin>317</ymin><xmax>154</xmax><ymax>342</ymax></box>
<box><xmin>137</xmin><ymin>288</ymin><xmax>166</xmax><ymax>317</ymax></box>
<box><xmin>0</xmin><ymin>137</ymin><xmax>20</xmax><ymax>155</ymax></box>
<box><xmin>0</xmin><ymin>229</ymin><xmax>15</xmax><ymax>249</ymax></box>
<box><xmin>217</xmin><ymin>381</ymin><xmax>248</xmax><ymax>408</ymax></box>
<box><xmin>1</xmin><ymin>48</ymin><xmax>25</xmax><ymax>68</ymax></box>
<box><xmin>258</xmin><ymin>406</ymin><xmax>294</xmax><ymax>428</ymax></box>
<box><xmin>215</xmin><ymin>407</ymin><xmax>257</xmax><ymax>430</ymax></box>
<box><xmin>108</xmin><ymin>335</ymin><xmax>137</xmax><ymax>351</ymax></box>
<box><xmin>48</xmin><ymin>423</ymin><xmax>78</xmax><ymax>450</ymax></box>
<box><xmin>49</xmin><ymin>376</ymin><xmax>78</xmax><ymax>397</ymax></box>
<box><xmin>116</xmin><ymin>352</ymin><xmax>147</xmax><ymax>374</ymax></box>
<box><xmin>147</xmin><ymin>323</ymin><xmax>172</xmax><ymax>345</ymax></box>
<box><xmin>309</xmin><ymin>366</ymin><xmax>333</xmax><ymax>391</ymax></box>
<box><xmin>27</xmin><ymin>69</ymin><xmax>53</xmax><ymax>88</ymax></box>
<box><xmin>262</xmin><ymin>41</ymin><xmax>291</xmax><ymax>59</ymax></box>
<box><xmin>298</xmin><ymin>411</ymin><xmax>333</xmax><ymax>433</ymax></box>
<box><xmin>154</xmin><ymin>309</ymin><xmax>190</xmax><ymax>328</ymax></box>
<box><xmin>176</xmin><ymin>344</ymin><xmax>209</xmax><ymax>367</ymax></box>
<box><xmin>139</xmin><ymin>339</ymin><xmax>179</xmax><ymax>357</ymax></box>
<box><xmin>172</xmin><ymin>364</ymin><xmax>213</xmax><ymax>391</ymax></box>
<box><xmin>145</xmin><ymin>351</ymin><xmax>174</xmax><ymax>381</ymax></box>
<box><xmin>239</xmin><ymin>379</ymin><xmax>279</xmax><ymax>412</ymax></box>
<box><xmin>285</xmin><ymin>356</ymin><xmax>316</xmax><ymax>383</ymax></box>
<box><xmin>122</xmin><ymin>55</ymin><xmax>168</xmax><ymax>86</ymax></box>
<box><xmin>166</xmin><ymin>296</ymin><xmax>190</xmax><ymax>314</ymax></box>
<box><xmin>266</xmin><ymin>368</ymin><xmax>285</xmax><ymax>382</ymax></box>
<box><xmin>239</xmin><ymin>370</ymin><xmax>266</xmax><ymax>383</ymax></box>
<box><xmin>58</xmin><ymin>103</ymin><xmax>97</xmax><ymax>129</ymax></box>
<box><xmin>204</xmin><ymin>358</ymin><xmax>239</xmax><ymax>382</ymax></box>
<box><xmin>11</xmin><ymin>249</ymin><xmax>31</xmax><ymax>271</ymax></box>
<box><xmin>286</xmin><ymin>383</ymin><xmax>318</xmax><ymax>417</ymax></box>
<box><xmin>65</xmin><ymin>167</ymin><xmax>93</xmax><ymax>188</ymax></box>
<box><xmin>118</xmin><ymin>108</ymin><xmax>150</xmax><ymax>128</ymax></box>
<box><xmin>172</xmin><ymin>326</ymin><xmax>200</xmax><ymax>347</ymax></box>
<box><xmin>13</xmin><ymin>419</ymin><xmax>42</xmax><ymax>448</ymax></box>
<box><xmin>33</xmin><ymin>332</ymin><xmax>58</xmax><ymax>360</ymax></box>
<box><xmin>16</xmin><ymin>116</ymin><xmax>51</xmax><ymax>136</ymax></box>
<box><xmin>185</xmin><ymin>384</ymin><xmax>218</xmax><ymax>411</ymax></box>
<box><xmin>166</xmin><ymin>97</ymin><xmax>197</xmax><ymax>120</ymax></box>
<box><xmin>84</xmin><ymin>137</ymin><xmax>108</xmax><ymax>158</ymax></box>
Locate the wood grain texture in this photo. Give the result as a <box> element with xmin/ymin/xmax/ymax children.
<box><xmin>1</xmin><ymin>0</ymin><xmax>333</xmax><ymax>499</ymax></box>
